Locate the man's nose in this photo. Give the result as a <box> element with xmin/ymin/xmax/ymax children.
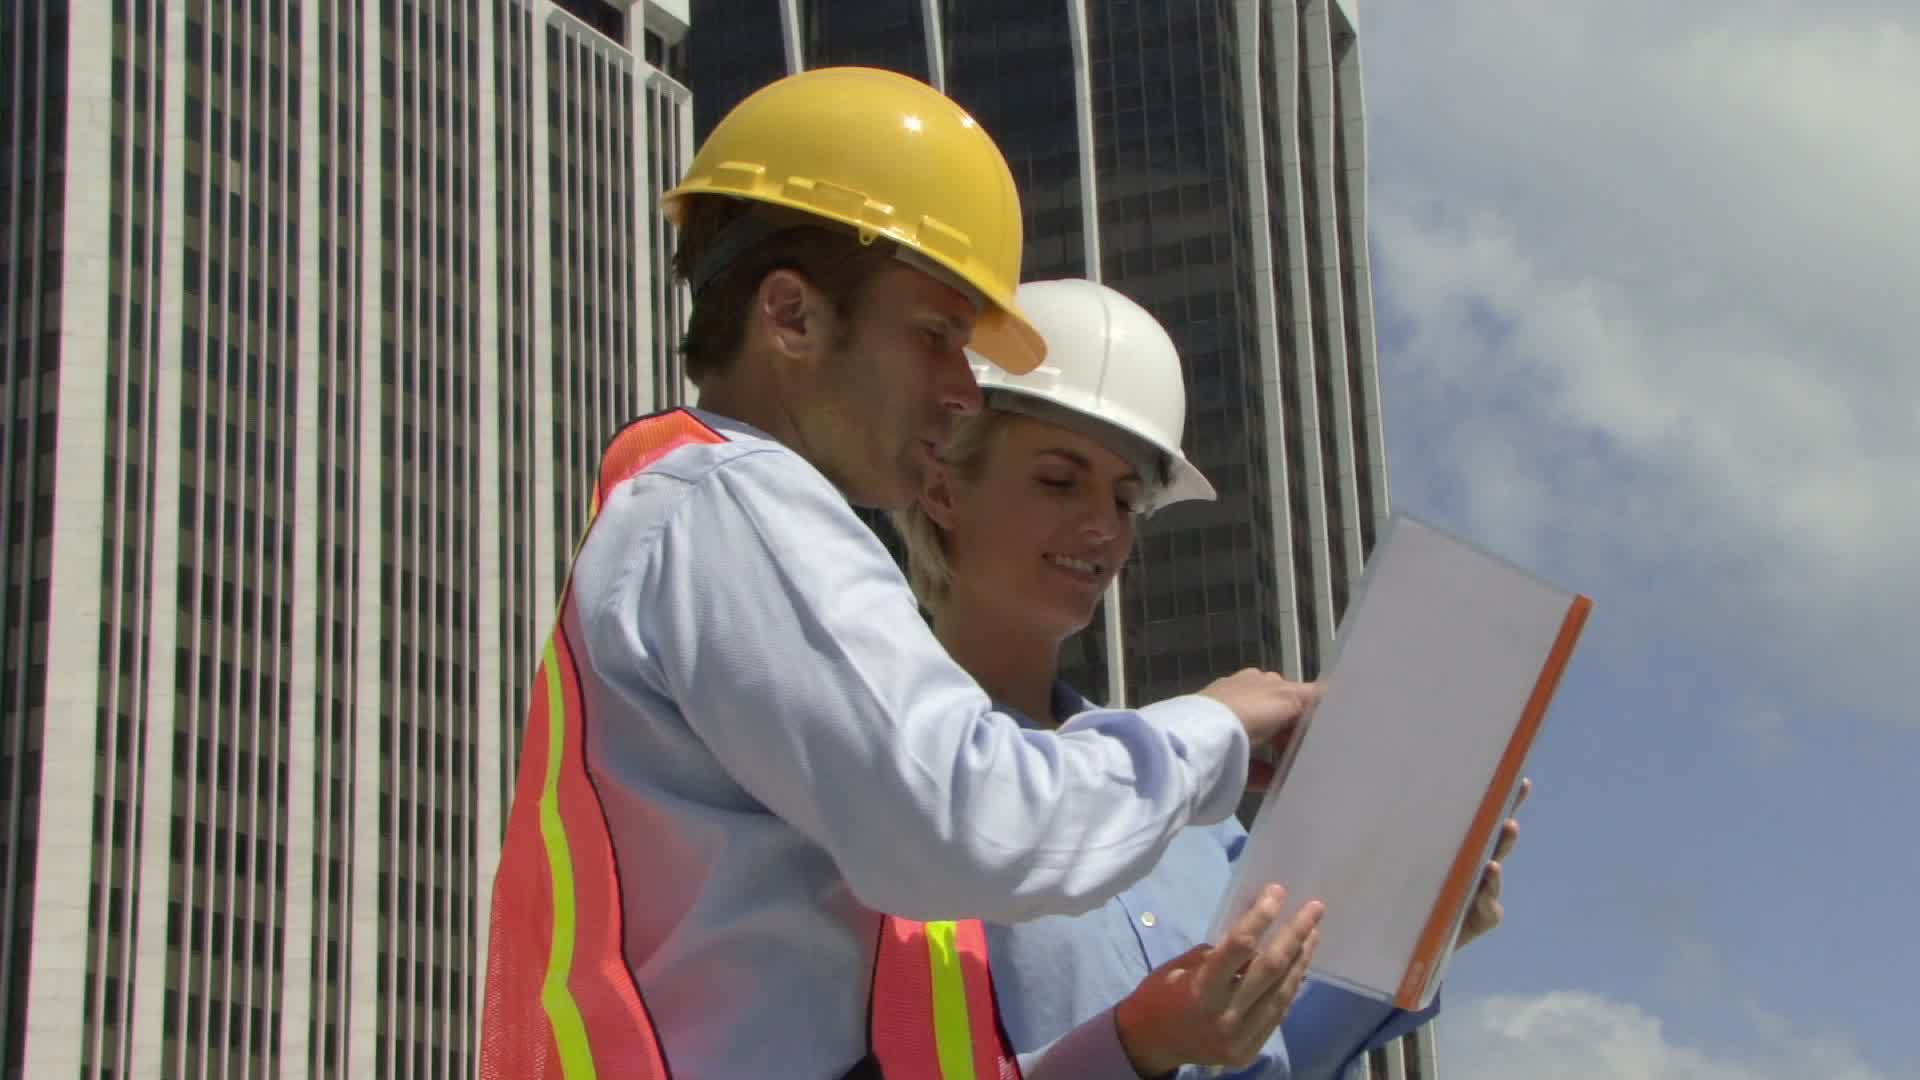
<box><xmin>939</xmin><ymin>347</ymin><xmax>983</xmax><ymax>416</ymax></box>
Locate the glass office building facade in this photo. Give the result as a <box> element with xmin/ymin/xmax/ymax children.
<box><xmin>690</xmin><ymin>2</ymin><xmax>1419</xmax><ymax>1076</ymax></box>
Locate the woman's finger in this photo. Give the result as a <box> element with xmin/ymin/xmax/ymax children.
<box><xmin>1491</xmin><ymin>818</ymin><xmax>1520</xmax><ymax>862</ymax></box>
<box><xmin>1274</xmin><ymin>925</ymin><xmax>1318</xmax><ymax>1007</ymax></box>
<box><xmin>1239</xmin><ymin>924</ymin><xmax>1320</xmax><ymax>1042</ymax></box>
<box><xmin>1227</xmin><ymin>900</ymin><xmax>1321</xmax><ymax>1016</ymax></box>
<box><xmin>1477</xmin><ymin>861</ymin><xmax>1504</xmax><ymax>902</ymax></box>
<box><xmin>1200</xmin><ymin>884</ymin><xmax>1289</xmax><ymax>1001</ymax></box>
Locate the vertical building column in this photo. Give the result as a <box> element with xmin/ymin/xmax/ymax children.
<box><xmin>551</xmin><ymin>30</ymin><xmax>578</xmax><ymax>547</ymax></box>
<box><xmin>1063</xmin><ymin>0</ymin><xmax>1127</xmax><ymax>707</ymax></box>
<box><xmin>1234</xmin><ymin>0</ymin><xmax>1306</xmax><ymax>678</ymax></box>
<box><xmin>650</xmin><ymin>67</ymin><xmax>698</xmax><ymax>407</ymax></box>
<box><xmin>401</xmin><ymin>0</ymin><xmax>427</xmax><ymax>1057</ymax></box>
<box><xmin>128</xmin><ymin>0</ymin><xmax>192</xmax><ymax>1071</ymax></box>
<box><xmin>674</xmin><ymin>84</ymin><xmax>695</xmax><ymax>406</ymax></box>
<box><xmin>528</xmin><ymin>8</ymin><xmax>559</xmax><ymax>634</ymax></box>
<box><xmin>632</xmin><ymin>66</ymin><xmax>658</xmax><ymax>414</ymax></box>
<box><xmin>181</xmin><ymin>1</ymin><xmax>226</xmax><ymax>1067</ymax></box>
<box><xmin>919</xmin><ymin>0</ymin><xmax>947</xmax><ymax>91</ymax></box>
<box><xmin>1414</xmin><ymin>1015</ymin><xmax>1441</xmax><ymax>1077</ymax></box>
<box><xmin>498</xmin><ymin>0</ymin><xmax>536</xmax><ymax>818</ymax></box>
<box><xmin>1302</xmin><ymin>0</ymin><xmax>1365</xmax><ymax>582</ymax></box>
<box><xmin>1334</xmin><ymin>45</ymin><xmax>1392</xmax><ymax>533</ymax></box>
<box><xmin>471</xmin><ymin>2</ymin><xmax>507</xmax><ymax>1059</ymax></box>
<box><xmin>226</xmin><ymin>4</ymin><xmax>262</xmax><ymax>1059</ymax></box>
<box><xmin>619</xmin><ymin>49</ymin><xmax>636</xmax><ymax>423</ymax></box>
<box><xmin>1267</xmin><ymin>0</ymin><xmax>1336</xmax><ymax>663</ymax></box>
<box><xmin>347</xmin><ymin>0</ymin><xmax>388</xmax><ymax>1070</ymax></box>
<box><xmin>443</xmin><ymin>9</ymin><xmax>460</xmax><ymax>1062</ymax></box>
<box><xmin>582</xmin><ymin>42</ymin><xmax>604</xmax><ymax>463</ymax></box>
<box><xmin>0</xmin><ymin>0</ymin><xmax>44</xmax><ymax>1048</ymax></box>
<box><xmin>24</xmin><ymin>8</ymin><xmax>114</xmax><ymax>1073</ymax></box>
<box><xmin>778</xmin><ymin>0</ymin><xmax>805</xmax><ymax>73</ymax></box>
<box><xmin>278</xmin><ymin>0</ymin><xmax>331</xmax><ymax>1072</ymax></box>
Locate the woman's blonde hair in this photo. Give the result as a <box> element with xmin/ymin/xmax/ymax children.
<box><xmin>891</xmin><ymin>409</ymin><xmax>1016</xmax><ymax>614</ymax></box>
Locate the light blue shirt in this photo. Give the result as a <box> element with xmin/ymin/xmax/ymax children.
<box><xmin>570</xmin><ymin>410</ymin><xmax>1251</xmax><ymax>1078</ymax></box>
<box><xmin>991</xmin><ymin>686</ymin><xmax>1441</xmax><ymax>1080</ymax></box>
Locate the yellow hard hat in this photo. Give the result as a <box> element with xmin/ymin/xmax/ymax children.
<box><xmin>663</xmin><ymin>67</ymin><xmax>1045</xmax><ymax>375</ymax></box>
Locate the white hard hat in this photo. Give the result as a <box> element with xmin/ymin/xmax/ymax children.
<box><xmin>968</xmin><ymin>279</ymin><xmax>1216</xmax><ymax>512</ymax></box>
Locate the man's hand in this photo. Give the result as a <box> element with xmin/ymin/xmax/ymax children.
<box><xmin>1199</xmin><ymin>670</ymin><xmax>1321</xmax><ymax>766</ymax></box>
<box><xmin>1456</xmin><ymin>778</ymin><xmax>1530</xmax><ymax>950</ymax></box>
<box><xmin>1113</xmin><ymin>884</ymin><xmax>1324</xmax><ymax>1077</ymax></box>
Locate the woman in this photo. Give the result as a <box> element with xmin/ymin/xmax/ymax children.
<box><xmin>894</xmin><ymin>279</ymin><xmax>1522</xmax><ymax>1078</ymax></box>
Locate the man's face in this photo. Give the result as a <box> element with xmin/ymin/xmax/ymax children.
<box><xmin>791</xmin><ymin>262</ymin><xmax>984</xmax><ymax>509</ymax></box>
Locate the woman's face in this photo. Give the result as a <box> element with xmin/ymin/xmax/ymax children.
<box><xmin>930</xmin><ymin>413</ymin><xmax>1144</xmax><ymax>640</ymax></box>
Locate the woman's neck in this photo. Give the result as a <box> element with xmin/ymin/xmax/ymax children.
<box><xmin>934</xmin><ymin>595</ymin><xmax>1068</xmax><ymax>727</ymax></box>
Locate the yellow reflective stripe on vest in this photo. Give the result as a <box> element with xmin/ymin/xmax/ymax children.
<box><xmin>925</xmin><ymin>920</ymin><xmax>977</xmax><ymax>1079</ymax></box>
<box><xmin>535</xmin><ymin>641</ymin><xmax>597</xmax><ymax>1080</ymax></box>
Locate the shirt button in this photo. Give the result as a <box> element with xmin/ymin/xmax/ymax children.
<box><xmin>1140</xmin><ymin>912</ymin><xmax>1157</xmax><ymax>928</ymax></box>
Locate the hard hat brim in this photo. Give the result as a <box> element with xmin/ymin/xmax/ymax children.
<box><xmin>662</xmin><ymin>65</ymin><xmax>1044</xmax><ymax>376</ymax></box>
<box><xmin>1154</xmin><ymin>457</ymin><xmax>1218</xmax><ymax>511</ymax></box>
<box><xmin>983</xmin><ymin>385</ymin><xmax>1218</xmax><ymax>512</ymax></box>
<box><xmin>966</xmin><ymin>307</ymin><xmax>1046</xmax><ymax>377</ymax></box>
<box><xmin>660</xmin><ymin>184</ymin><xmax>1047</xmax><ymax>377</ymax></box>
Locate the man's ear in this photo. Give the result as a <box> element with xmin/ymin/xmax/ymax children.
<box><xmin>756</xmin><ymin>268</ymin><xmax>826</xmax><ymax>362</ymax></box>
<box><xmin>919</xmin><ymin>465</ymin><xmax>959</xmax><ymax>530</ymax></box>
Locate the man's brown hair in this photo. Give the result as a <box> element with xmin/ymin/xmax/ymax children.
<box><xmin>671</xmin><ymin>197</ymin><xmax>898</xmax><ymax>385</ymax></box>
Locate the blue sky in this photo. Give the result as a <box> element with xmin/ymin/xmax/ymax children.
<box><xmin>1360</xmin><ymin>2</ymin><xmax>1920</xmax><ymax>1075</ymax></box>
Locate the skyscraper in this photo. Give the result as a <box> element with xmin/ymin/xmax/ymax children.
<box><xmin>0</xmin><ymin>1</ymin><xmax>691</xmax><ymax>1076</ymax></box>
<box><xmin>690</xmin><ymin>2</ymin><xmax>1425</xmax><ymax>1076</ymax></box>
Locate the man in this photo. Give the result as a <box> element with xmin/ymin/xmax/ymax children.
<box><xmin>480</xmin><ymin>67</ymin><xmax>1319</xmax><ymax>1079</ymax></box>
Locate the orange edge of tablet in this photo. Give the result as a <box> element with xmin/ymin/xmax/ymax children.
<box><xmin>1394</xmin><ymin>593</ymin><xmax>1595</xmax><ymax>1010</ymax></box>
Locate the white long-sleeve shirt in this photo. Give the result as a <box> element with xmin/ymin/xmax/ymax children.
<box><xmin>573</xmin><ymin>409</ymin><xmax>1249</xmax><ymax>1077</ymax></box>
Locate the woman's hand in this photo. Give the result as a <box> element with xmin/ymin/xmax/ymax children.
<box><xmin>1113</xmin><ymin>884</ymin><xmax>1324</xmax><ymax>1077</ymax></box>
<box><xmin>1456</xmin><ymin>778</ymin><xmax>1531</xmax><ymax>950</ymax></box>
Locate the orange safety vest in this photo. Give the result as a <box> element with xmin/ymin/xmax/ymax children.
<box><xmin>863</xmin><ymin>917</ymin><xmax>1024</xmax><ymax>1080</ymax></box>
<box><xmin>480</xmin><ymin>409</ymin><xmax>1022</xmax><ymax>1080</ymax></box>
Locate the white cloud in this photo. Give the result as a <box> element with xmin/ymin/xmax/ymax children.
<box><xmin>1440</xmin><ymin>991</ymin><xmax>1891</xmax><ymax>1080</ymax></box>
<box><xmin>1720</xmin><ymin>701</ymin><xmax>1797</xmax><ymax>770</ymax></box>
<box><xmin>1363</xmin><ymin>2</ymin><xmax>1920</xmax><ymax>722</ymax></box>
